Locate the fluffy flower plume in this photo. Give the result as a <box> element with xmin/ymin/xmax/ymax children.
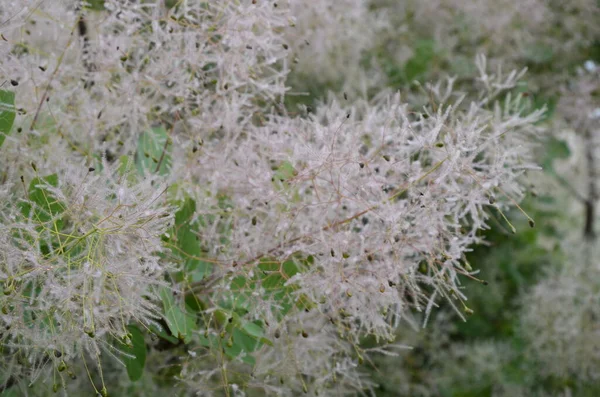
<box><xmin>0</xmin><ymin>159</ymin><xmax>172</xmax><ymax>390</ymax></box>
<box><xmin>0</xmin><ymin>0</ymin><xmax>543</xmax><ymax>395</ymax></box>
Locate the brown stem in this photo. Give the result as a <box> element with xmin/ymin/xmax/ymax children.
<box><xmin>584</xmin><ymin>126</ymin><xmax>597</xmax><ymax>240</ymax></box>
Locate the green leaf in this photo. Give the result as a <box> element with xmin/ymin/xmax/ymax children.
<box><xmin>241</xmin><ymin>322</ymin><xmax>264</xmax><ymax>339</ymax></box>
<box><xmin>19</xmin><ymin>174</ymin><xmax>66</xmax><ymax>225</ymax></box>
<box><xmin>85</xmin><ymin>0</ymin><xmax>105</xmax><ymax>11</ymax></box>
<box><xmin>173</xmin><ymin>198</ymin><xmax>212</xmax><ymax>281</ymax></box>
<box><xmin>0</xmin><ymin>89</ymin><xmax>16</xmax><ymax>148</ymax></box>
<box><xmin>136</xmin><ymin>126</ymin><xmax>171</xmax><ymax>176</ymax></box>
<box><xmin>185</xmin><ymin>293</ymin><xmax>204</xmax><ymax>313</ymax></box>
<box><xmin>159</xmin><ymin>287</ymin><xmax>197</xmax><ymax>343</ymax></box>
<box><xmin>273</xmin><ymin>161</ymin><xmax>297</xmax><ymax>189</ymax></box>
<box><xmin>148</xmin><ymin>323</ymin><xmax>179</xmax><ymax>345</ymax></box>
<box><xmin>224</xmin><ymin>328</ymin><xmax>261</xmax><ymax>359</ymax></box>
<box><xmin>123</xmin><ymin>325</ymin><xmax>146</xmax><ymax>382</ymax></box>
<box><xmin>274</xmin><ymin>161</ymin><xmax>296</xmax><ymax>181</ymax></box>
<box><xmin>242</xmin><ymin>321</ymin><xmax>272</xmax><ymax>347</ymax></box>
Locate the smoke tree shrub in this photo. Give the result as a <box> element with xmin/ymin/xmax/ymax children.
<box><xmin>0</xmin><ymin>1</ymin><xmax>543</xmax><ymax>395</ymax></box>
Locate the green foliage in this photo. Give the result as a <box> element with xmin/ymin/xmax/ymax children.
<box><xmin>379</xmin><ymin>39</ymin><xmax>439</xmax><ymax>88</ymax></box>
<box><xmin>404</xmin><ymin>40</ymin><xmax>437</xmax><ymax>82</ymax></box>
<box><xmin>19</xmin><ymin>174</ymin><xmax>66</xmax><ymax>226</ymax></box>
<box><xmin>123</xmin><ymin>325</ymin><xmax>147</xmax><ymax>382</ymax></box>
<box><xmin>542</xmin><ymin>136</ymin><xmax>571</xmax><ymax>174</ymax></box>
<box><xmin>220</xmin><ymin>258</ymin><xmax>305</xmax><ymax>319</ymax></box>
<box><xmin>85</xmin><ymin>0</ymin><xmax>106</xmax><ymax>11</ymax></box>
<box><xmin>172</xmin><ymin>197</ymin><xmax>212</xmax><ymax>282</ymax></box>
<box><xmin>370</xmin><ymin>192</ymin><xmax>569</xmax><ymax>397</ymax></box>
<box><xmin>0</xmin><ymin>89</ymin><xmax>16</xmax><ymax>148</ymax></box>
<box><xmin>136</xmin><ymin>126</ymin><xmax>172</xmax><ymax>176</ymax></box>
<box><xmin>456</xmin><ymin>197</ymin><xmax>564</xmax><ymax>340</ymax></box>
<box><xmin>159</xmin><ymin>287</ymin><xmax>198</xmax><ymax>343</ymax></box>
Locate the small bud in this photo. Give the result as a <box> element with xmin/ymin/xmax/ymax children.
<box><xmin>464</xmin><ymin>260</ymin><xmax>472</xmax><ymax>271</ymax></box>
<box><xmin>88</xmin><ymin>167</ymin><xmax>95</xmax><ymax>172</ymax></box>
<box><xmin>3</xmin><ymin>282</ymin><xmax>13</xmax><ymax>295</ymax></box>
<box><xmin>346</xmin><ymin>290</ymin><xmax>352</xmax><ymax>298</ymax></box>
<box><xmin>528</xmin><ymin>219</ymin><xmax>535</xmax><ymax>228</ymax></box>
<box><xmin>84</xmin><ymin>326</ymin><xmax>95</xmax><ymax>338</ymax></box>
<box><xmin>301</xmin><ymin>330</ymin><xmax>308</xmax><ymax>338</ymax></box>
<box><xmin>57</xmin><ymin>361</ymin><xmax>67</xmax><ymax>372</ymax></box>
<box><xmin>53</xmin><ymin>383</ymin><xmax>60</xmax><ymax>393</ymax></box>
<box><xmin>488</xmin><ymin>195</ymin><xmax>496</xmax><ymax>204</ymax></box>
<box><xmin>10</xmin><ymin>79</ymin><xmax>18</xmax><ymax>86</ymax></box>
<box><xmin>251</xmin><ymin>216</ymin><xmax>257</xmax><ymax>226</ymax></box>
<box><xmin>379</xmin><ymin>284</ymin><xmax>385</xmax><ymax>293</ymax></box>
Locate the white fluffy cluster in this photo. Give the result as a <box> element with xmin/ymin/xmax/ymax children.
<box><xmin>0</xmin><ymin>0</ymin><xmax>543</xmax><ymax>395</ymax></box>
<box><xmin>0</xmin><ymin>159</ymin><xmax>172</xmax><ymax>387</ymax></box>
<box><xmin>521</xmin><ymin>264</ymin><xmax>600</xmax><ymax>382</ymax></box>
<box><xmin>202</xmin><ymin>56</ymin><xmax>542</xmax><ymax>333</ymax></box>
